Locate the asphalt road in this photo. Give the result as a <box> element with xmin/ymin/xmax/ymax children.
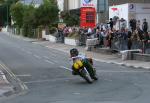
<box><xmin>0</xmin><ymin>33</ymin><xmax>150</xmax><ymax>103</ymax></box>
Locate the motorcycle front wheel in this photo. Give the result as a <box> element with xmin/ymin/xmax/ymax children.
<box><xmin>79</xmin><ymin>68</ymin><xmax>93</xmax><ymax>84</ymax></box>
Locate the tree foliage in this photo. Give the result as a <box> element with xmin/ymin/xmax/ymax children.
<box><xmin>0</xmin><ymin>0</ymin><xmax>19</xmax><ymax>26</ymax></box>
<box><xmin>10</xmin><ymin>2</ymin><xmax>24</xmax><ymax>27</ymax></box>
<box><xmin>10</xmin><ymin>0</ymin><xmax>59</xmax><ymax>27</ymax></box>
<box><xmin>22</xmin><ymin>5</ymin><xmax>36</xmax><ymax>37</ymax></box>
<box><xmin>35</xmin><ymin>0</ymin><xmax>59</xmax><ymax>27</ymax></box>
<box><xmin>9</xmin><ymin>0</ymin><xmax>59</xmax><ymax>37</ymax></box>
<box><xmin>61</xmin><ymin>12</ymin><xmax>79</xmax><ymax>26</ymax></box>
<box><xmin>0</xmin><ymin>0</ymin><xmax>5</xmax><ymax>4</ymax></box>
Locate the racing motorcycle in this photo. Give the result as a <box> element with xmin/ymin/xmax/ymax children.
<box><xmin>72</xmin><ymin>57</ymin><xmax>97</xmax><ymax>84</ymax></box>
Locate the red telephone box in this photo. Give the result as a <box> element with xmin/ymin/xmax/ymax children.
<box><xmin>80</xmin><ymin>7</ymin><xmax>96</xmax><ymax>28</ymax></box>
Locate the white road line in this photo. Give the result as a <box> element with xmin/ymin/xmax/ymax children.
<box><xmin>0</xmin><ymin>62</ymin><xmax>28</xmax><ymax>90</ymax></box>
<box><xmin>46</xmin><ymin>46</ymin><xmax>68</xmax><ymax>54</ymax></box>
<box><xmin>45</xmin><ymin>60</ymin><xmax>54</xmax><ymax>64</ymax></box>
<box><xmin>24</xmin><ymin>77</ymin><xmax>72</xmax><ymax>84</ymax></box>
<box><xmin>43</xmin><ymin>56</ymin><xmax>58</xmax><ymax>63</ymax></box>
<box><xmin>24</xmin><ymin>79</ymin><xmax>54</xmax><ymax>84</ymax></box>
<box><xmin>16</xmin><ymin>74</ymin><xmax>31</xmax><ymax>77</ymax></box>
<box><xmin>33</xmin><ymin>55</ymin><xmax>42</xmax><ymax>59</ymax></box>
<box><xmin>59</xmin><ymin>66</ymin><xmax>72</xmax><ymax>71</ymax></box>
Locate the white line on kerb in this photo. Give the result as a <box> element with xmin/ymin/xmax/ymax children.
<box><xmin>59</xmin><ymin>66</ymin><xmax>72</xmax><ymax>71</ymax></box>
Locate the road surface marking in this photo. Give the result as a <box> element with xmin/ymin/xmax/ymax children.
<box><xmin>33</xmin><ymin>54</ymin><xmax>42</xmax><ymax>59</ymax></box>
<box><xmin>46</xmin><ymin>46</ymin><xmax>68</xmax><ymax>54</ymax></box>
<box><xmin>16</xmin><ymin>74</ymin><xmax>31</xmax><ymax>77</ymax></box>
<box><xmin>43</xmin><ymin>56</ymin><xmax>58</xmax><ymax>63</ymax></box>
<box><xmin>59</xmin><ymin>66</ymin><xmax>72</xmax><ymax>71</ymax></box>
<box><xmin>73</xmin><ymin>92</ymin><xmax>81</xmax><ymax>95</ymax></box>
<box><xmin>45</xmin><ymin>60</ymin><xmax>54</xmax><ymax>64</ymax></box>
<box><xmin>0</xmin><ymin>62</ymin><xmax>28</xmax><ymax>91</ymax></box>
<box><xmin>24</xmin><ymin>78</ymin><xmax>72</xmax><ymax>84</ymax></box>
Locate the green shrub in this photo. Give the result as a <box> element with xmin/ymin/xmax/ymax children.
<box><xmin>67</xmin><ymin>32</ymin><xmax>79</xmax><ymax>39</ymax></box>
<box><xmin>49</xmin><ymin>27</ymin><xmax>57</xmax><ymax>34</ymax></box>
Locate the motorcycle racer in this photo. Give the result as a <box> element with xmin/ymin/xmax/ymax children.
<box><xmin>70</xmin><ymin>48</ymin><xmax>98</xmax><ymax>80</ymax></box>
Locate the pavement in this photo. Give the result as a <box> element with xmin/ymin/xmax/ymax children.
<box><xmin>0</xmin><ymin>31</ymin><xmax>150</xmax><ymax>98</ymax></box>
<box><xmin>34</xmin><ymin>41</ymin><xmax>150</xmax><ymax>70</ymax></box>
<box><xmin>0</xmin><ymin>66</ymin><xmax>14</xmax><ymax>98</ymax></box>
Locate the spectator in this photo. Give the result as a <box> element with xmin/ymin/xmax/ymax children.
<box><xmin>127</xmin><ymin>31</ymin><xmax>132</xmax><ymax>50</ymax></box>
<box><xmin>114</xmin><ymin>18</ymin><xmax>120</xmax><ymax>31</ymax></box>
<box><xmin>142</xmin><ymin>32</ymin><xmax>150</xmax><ymax>54</ymax></box>
<box><xmin>120</xmin><ymin>18</ymin><xmax>127</xmax><ymax>31</ymax></box>
<box><xmin>142</xmin><ymin>18</ymin><xmax>148</xmax><ymax>33</ymax></box>
<box><xmin>106</xmin><ymin>30</ymin><xmax>113</xmax><ymax>48</ymax></box>
<box><xmin>68</xmin><ymin>27</ymin><xmax>72</xmax><ymax>33</ymax></box>
<box><xmin>87</xmin><ymin>27</ymin><xmax>92</xmax><ymax>38</ymax></box>
<box><xmin>107</xmin><ymin>18</ymin><xmax>114</xmax><ymax>30</ymax></box>
<box><xmin>136</xmin><ymin>20</ymin><xmax>141</xmax><ymax>30</ymax></box>
<box><xmin>63</xmin><ymin>27</ymin><xmax>69</xmax><ymax>37</ymax></box>
<box><xmin>88</xmin><ymin>27</ymin><xmax>92</xmax><ymax>34</ymax></box>
<box><xmin>131</xmin><ymin>30</ymin><xmax>141</xmax><ymax>49</ymax></box>
<box><xmin>129</xmin><ymin>19</ymin><xmax>136</xmax><ymax>32</ymax></box>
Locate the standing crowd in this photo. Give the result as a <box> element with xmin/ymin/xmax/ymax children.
<box><xmin>57</xmin><ymin>18</ymin><xmax>150</xmax><ymax>54</ymax></box>
<box><xmin>78</xmin><ymin>18</ymin><xmax>150</xmax><ymax>54</ymax></box>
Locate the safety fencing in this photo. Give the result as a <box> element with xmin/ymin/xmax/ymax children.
<box><xmin>78</xmin><ymin>32</ymin><xmax>150</xmax><ymax>54</ymax></box>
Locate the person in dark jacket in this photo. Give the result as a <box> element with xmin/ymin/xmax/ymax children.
<box><xmin>142</xmin><ymin>32</ymin><xmax>150</xmax><ymax>54</ymax></box>
<box><xmin>142</xmin><ymin>18</ymin><xmax>148</xmax><ymax>33</ymax></box>
<box><xmin>129</xmin><ymin>19</ymin><xmax>136</xmax><ymax>32</ymax></box>
<box><xmin>127</xmin><ymin>31</ymin><xmax>132</xmax><ymax>50</ymax></box>
<box><xmin>108</xmin><ymin>18</ymin><xmax>114</xmax><ymax>31</ymax></box>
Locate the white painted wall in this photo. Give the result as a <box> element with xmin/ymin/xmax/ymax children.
<box><xmin>109</xmin><ymin>3</ymin><xmax>150</xmax><ymax>31</ymax></box>
<box><xmin>65</xmin><ymin>38</ymin><xmax>77</xmax><ymax>46</ymax></box>
<box><xmin>109</xmin><ymin>4</ymin><xmax>129</xmax><ymax>27</ymax></box>
<box><xmin>68</xmin><ymin>0</ymin><xmax>80</xmax><ymax>10</ymax></box>
<box><xmin>49</xmin><ymin>35</ymin><xmax>57</xmax><ymax>42</ymax></box>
